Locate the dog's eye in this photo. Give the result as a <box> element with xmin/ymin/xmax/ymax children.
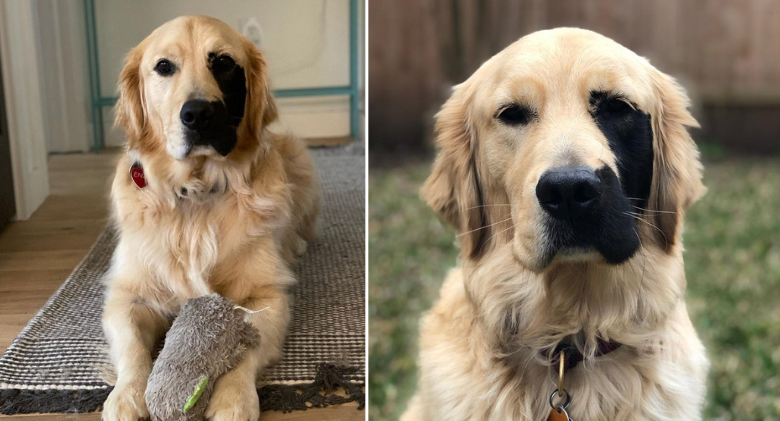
<box><xmin>602</xmin><ymin>97</ymin><xmax>632</xmax><ymax>116</ymax></box>
<box><xmin>213</xmin><ymin>55</ymin><xmax>236</xmax><ymax>72</ymax></box>
<box><xmin>496</xmin><ymin>105</ymin><xmax>531</xmax><ymax>126</ymax></box>
<box><xmin>154</xmin><ymin>59</ymin><xmax>175</xmax><ymax>76</ymax></box>
<box><xmin>591</xmin><ymin>92</ymin><xmax>635</xmax><ymax>118</ymax></box>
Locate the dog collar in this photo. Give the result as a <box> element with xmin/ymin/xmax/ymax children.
<box><xmin>542</xmin><ymin>338</ymin><xmax>622</xmax><ymax>373</ymax></box>
<box><xmin>129</xmin><ymin>162</ymin><xmax>147</xmax><ymax>189</ymax></box>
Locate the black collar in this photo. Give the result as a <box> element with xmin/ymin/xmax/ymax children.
<box><xmin>541</xmin><ymin>339</ymin><xmax>623</xmax><ymax>372</ymax></box>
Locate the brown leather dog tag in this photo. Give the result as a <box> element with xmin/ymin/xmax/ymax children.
<box><xmin>548</xmin><ymin>407</ymin><xmax>572</xmax><ymax>421</ymax></box>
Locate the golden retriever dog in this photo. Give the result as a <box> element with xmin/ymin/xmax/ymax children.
<box><xmin>101</xmin><ymin>16</ymin><xmax>320</xmax><ymax>421</ymax></box>
<box><xmin>402</xmin><ymin>28</ymin><xmax>708</xmax><ymax>421</ymax></box>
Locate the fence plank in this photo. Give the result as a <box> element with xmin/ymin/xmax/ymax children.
<box><xmin>369</xmin><ymin>0</ymin><xmax>780</xmax><ymax>152</ymax></box>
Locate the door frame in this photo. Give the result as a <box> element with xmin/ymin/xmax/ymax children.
<box><xmin>0</xmin><ymin>1</ymin><xmax>50</xmax><ymax>220</ymax></box>
<box><xmin>0</xmin><ymin>44</ymin><xmax>14</xmax><ymax>230</ymax></box>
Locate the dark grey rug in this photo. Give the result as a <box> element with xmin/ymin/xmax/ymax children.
<box><xmin>0</xmin><ymin>147</ymin><xmax>365</xmax><ymax>414</ymax></box>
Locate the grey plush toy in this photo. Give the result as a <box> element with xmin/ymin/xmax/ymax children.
<box><xmin>145</xmin><ymin>294</ymin><xmax>261</xmax><ymax>421</ymax></box>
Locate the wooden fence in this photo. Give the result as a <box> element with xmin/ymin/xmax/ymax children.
<box><xmin>369</xmin><ymin>0</ymin><xmax>780</xmax><ymax>154</ymax></box>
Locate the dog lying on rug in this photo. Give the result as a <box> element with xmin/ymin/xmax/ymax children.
<box><xmin>402</xmin><ymin>28</ymin><xmax>709</xmax><ymax>421</ymax></box>
<box><xmin>101</xmin><ymin>16</ymin><xmax>320</xmax><ymax>421</ymax></box>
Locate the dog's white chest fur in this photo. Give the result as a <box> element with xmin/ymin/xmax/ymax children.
<box><xmin>405</xmin><ymin>268</ymin><xmax>709</xmax><ymax>421</ymax></box>
<box><xmin>112</xmin><ymin>165</ymin><xmax>278</xmax><ymax>300</ymax></box>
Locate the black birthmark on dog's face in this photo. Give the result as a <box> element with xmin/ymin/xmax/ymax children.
<box><xmin>208</xmin><ymin>52</ymin><xmax>247</xmax><ymax>128</ymax></box>
<box><xmin>538</xmin><ymin>92</ymin><xmax>655</xmax><ymax>266</ymax></box>
<box><xmin>582</xmin><ymin>91</ymin><xmax>653</xmax><ymax>263</ymax></box>
<box><xmin>589</xmin><ymin>91</ymin><xmax>654</xmax><ymax>210</ymax></box>
<box><xmin>181</xmin><ymin>52</ymin><xmax>247</xmax><ymax>157</ymax></box>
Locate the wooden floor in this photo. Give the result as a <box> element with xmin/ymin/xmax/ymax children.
<box><xmin>0</xmin><ymin>150</ymin><xmax>363</xmax><ymax>420</ymax></box>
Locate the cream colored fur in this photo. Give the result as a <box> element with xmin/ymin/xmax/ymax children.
<box><xmin>402</xmin><ymin>28</ymin><xmax>708</xmax><ymax>421</ymax></box>
<box><xmin>101</xmin><ymin>16</ymin><xmax>320</xmax><ymax>421</ymax></box>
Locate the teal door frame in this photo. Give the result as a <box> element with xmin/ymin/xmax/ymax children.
<box><xmin>84</xmin><ymin>0</ymin><xmax>361</xmax><ymax>153</ymax></box>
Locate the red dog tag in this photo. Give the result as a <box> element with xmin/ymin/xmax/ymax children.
<box><xmin>130</xmin><ymin>163</ymin><xmax>147</xmax><ymax>189</ymax></box>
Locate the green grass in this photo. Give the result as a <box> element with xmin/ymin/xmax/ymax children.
<box><xmin>368</xmin><ymin>157</ymin><xmax>780</xmax><ymax>421</ymax></box>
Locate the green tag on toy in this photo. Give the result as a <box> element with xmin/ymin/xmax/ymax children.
<box><xmin>183</xmin><ymin>375</ymin><xmax>209</xmax><ymax>414</ymax></box>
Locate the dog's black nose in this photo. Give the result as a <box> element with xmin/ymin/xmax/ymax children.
<box><xmin>536</xmin><ymin>166</ymin><xmax>601</xmax><ymax>220</ymax></box>
<box><xmin>180</xmin><ymin>100</ymin><xmax>216</xmax><ymax>130</ymax></box>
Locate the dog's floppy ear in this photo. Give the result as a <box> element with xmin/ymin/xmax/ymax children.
<box><xmin>648</xmin><ymin>70</ymin><xmax>705</xmax><ymax>252</ymax></box>
<box><xmin>242</xmin><ymin>38</ymin><xmax>278</xmax><ymax>138</ymax></box>
<box><xmin>114</xmin><ymin>47</ymin><xmax>146</xmax><ymax>148</ymax></box>
<box><xmin>421</xmin><ymin>84</ymin><xmax>490</xmax><ymax>259</ymax></box>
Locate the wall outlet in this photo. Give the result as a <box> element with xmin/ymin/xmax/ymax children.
<box><xmin>241</xmin><ymin>17</ymin><xmax>263</xmax><ymax>48</ymax></box>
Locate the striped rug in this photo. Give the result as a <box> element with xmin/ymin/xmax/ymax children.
<box><xmin>0</xmin><ymin>148</ymin><xmax>365</xmax><ymax>414</ymax></box>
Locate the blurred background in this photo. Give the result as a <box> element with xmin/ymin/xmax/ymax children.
<box><xmin>369</xmin><ymin>1</ymin><xmax>780</xmax><ymax>420</ymax></box>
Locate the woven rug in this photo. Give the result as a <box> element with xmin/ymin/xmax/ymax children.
<box><xmin>0</xmin><ymin>147</ymin><xmax>365</xmax><ymax>415</ymax></box>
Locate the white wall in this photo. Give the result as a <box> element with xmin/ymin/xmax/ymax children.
<box><xmin>94</xmin><ymin>0</ymin><xmax>358</xmax><ymax>146</ymax></box>
<box><xmin>35</xmin><ymin>0</ymin><xmax>92</xmax><ymax>153</ymax></box>
<box><xmin>0</xmin><ymin>1</ymin><xmax>50</xmax><ymax>219</ymax></box>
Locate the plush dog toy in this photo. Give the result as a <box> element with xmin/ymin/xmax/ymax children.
<box><xmin>145</xmin><ymin>294</ymin><xmax>261</xmax><ymax>421</ymax></box>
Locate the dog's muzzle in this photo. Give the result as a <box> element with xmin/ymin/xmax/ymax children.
<box><xmin>180</xmin><ymin>99</ymin><xmax>238</xmax><ymax>157</ymax></box>
<box><xmin>535</xmin><ymin>165</ymin><xmax>639</xmax><ymax>265</ymax></box>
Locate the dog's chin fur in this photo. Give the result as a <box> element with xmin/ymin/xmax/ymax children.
<box><xmin>512</xmin><ymin>232</ymin><xmax>612</xmax><ymax>273</ymax></box>
<box><xmin>187</xmin><ymin>145</ymin><xmax>225</xmax><ymax>158</ymax></box>
<box><xmin>404</xmin><ymin>28</ymin><xmax>708</xmax><ymax>421</ymax></box>
<box><xmin>518</xmin><ymin>242</ymin><xmax>633</xmax><ymax>274</ymax></box>
<box><xmin>469</xmin><ymin>245</ymin><xmax>685</xmax><ymax>351</ymax></box>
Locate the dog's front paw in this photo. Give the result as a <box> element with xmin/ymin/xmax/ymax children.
<box><xmin>205</xmin><ymin>377</ymin><xmax>260</xmax><ymax>421</ymax></box>
<box><xmin>102</xmin><ymin>381</ymin><xmax>149</xmax><ymax>421</ymax></box>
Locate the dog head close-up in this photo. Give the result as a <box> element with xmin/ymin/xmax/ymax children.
<box><xmin>115</xmin><ymin>15</ymin><xmax>277</xmax><ymax>161</ymax></box>
<box><xmin>423</xmin><ymin>28</ymin><xmax>705</xmax><ymax>273</ymax></box>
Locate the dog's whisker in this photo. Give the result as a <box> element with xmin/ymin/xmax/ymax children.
<box><xmin>624</xmin><ymin>212</ymin><xmax>669</xmax><ymax>245</ymax></box>
<box><xmin>623</xmin><ymin>212</ymin><xmax>658</xmax><ymax>228</ymax></box>
<box><xmin>456</xmin><ymin>217</ymin><xmax>513</xmax><ymax>238</ymax></box>
<box><xmin>484</xmin><ymin>221</ymin><xmax>516</xmax><ymax>244</ymax></box>
<box><xmin>634</xmin><ymin>208</ymin><xmax>678</xmax><ymax>215</ymax></box>
<box><xmin>624</xmin><ymin>201</ymin><xmax>678</xmax><ymax>215</ymax></box>
<box><xmin>465</xmin><ymin>204</ymin><xmax>513</xmax><ymax>210</ymax></box>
